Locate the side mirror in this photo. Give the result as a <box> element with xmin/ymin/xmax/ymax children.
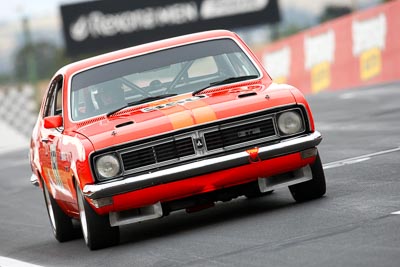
<box><xmin>44</xmin><ymin>115</ymin><xmax>63</xmax><ymax>129</ymax></box>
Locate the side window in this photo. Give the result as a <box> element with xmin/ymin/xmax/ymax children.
<box><xmin>54</xmin><ymin>81</ymin><xmax>63</xmax><ymax>115</ymax></box>
<box><xmin>43</xmin><ymin>77</ymin><xmax>63</xmax><ymax>118</ymax></box>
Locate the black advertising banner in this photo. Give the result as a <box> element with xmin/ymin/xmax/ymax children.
<box><xmin>60</xmin><ymin>0</ymin><xmax>281</xmax><ymax>56</ymax></box>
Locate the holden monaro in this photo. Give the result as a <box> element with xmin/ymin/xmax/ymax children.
<box><xmin>29</xmin><ymin>30</ymin><xmax>325</xmax><ymax>250</ymax></box>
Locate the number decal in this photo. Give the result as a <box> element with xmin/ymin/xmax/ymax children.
<box><xmin>50</xmin><ymin>144</ymin><xmax>64</xmax><ymax>188</ymax></box>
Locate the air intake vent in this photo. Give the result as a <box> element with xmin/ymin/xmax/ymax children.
<box><xmin>116</xmin><ymin>121</ymin><xmax>134</xmax><ymax>128</ymax></box>
<box><xmin>238</xmin><ymin>92</ymin><xmax>257</xmax><ymax>98</ymax></box>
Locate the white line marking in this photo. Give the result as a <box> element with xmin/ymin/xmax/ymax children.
<box><xmin>391</xmin><ymin>211</ymin><xmax>400</xmax><ymax>215</ymax></box>
<box><xmin>339</xmin><ymin>92</ymin><xmax>356</xmax><ymax>99</ymax></box>
<box><xmin>0</xmin><ymin>256</ymin><xmax>43</xmax><ymax>267</ymax></box>
<box><xmin>323</xmin><ymin>146</ymin><xmax>400</xmax><ymax>170</ymax></box>
<box><xmin>323</xmin><ymin>157</ymin><xmax>371</xmax><ymax>169</ymax></box>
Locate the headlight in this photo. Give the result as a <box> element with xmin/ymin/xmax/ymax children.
<box><xmin>95</xmin><ymin>154</ymin><xmax>121</xmax><ymax>180</ymax></box>
<box><xmin>277</xmin><ymin>111</ymin><xmax>304</xmax><ymax>135</ymax></box>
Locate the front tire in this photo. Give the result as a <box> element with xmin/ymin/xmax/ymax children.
<box><xmin>76</xmin><ymin>184</ymin><xmax>119</xmax><ymax>250</ymax></box>
<box><xmin>289</xmin><ymin>153</ymin><xmax>326</xmax><ymax>202</ymax></box>
<box><xmin>43</xmin><ymin>183</ymin><xmax>75</xmax><ymax>242</ymax></box>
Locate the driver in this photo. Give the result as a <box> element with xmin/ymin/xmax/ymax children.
<box><xmin>97</xmin><ymin>82</ymin><xmax>126</xmax><ymax>113</ymax></box>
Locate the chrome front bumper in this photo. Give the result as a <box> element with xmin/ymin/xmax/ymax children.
<box><xmin>83</xmin><ymin>131</ymin><xmax>322</xmax><ymax>199</ymax></box>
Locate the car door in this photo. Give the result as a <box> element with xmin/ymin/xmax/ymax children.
<box><xmin>39</xmin><ymin>76</ymin><xmax>74</xmax><ymax>204</ymax></box>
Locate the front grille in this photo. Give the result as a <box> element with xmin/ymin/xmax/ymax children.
<box><xmin>154</xmin><ymin>138</ymin><xmax>196</xmax><ymax>161</ymax></box>
<box><xmin>204</xmin><ymin>118</ymin><xmax>276</xmax><ymax>150</ymax></box>
<box><xmin>121</xmin><ymin>137</ymin><xmax>195</xmax><ymax>171</ymax></box>
<box><xmin>109</xmin><ymin>107</ymin><xmax>304</xmax><ymax>176</ymax></box>
<box><xmin>122</xmin><ymin>147</ymin><xmax>155</xmax><ymax>170</ymax></box>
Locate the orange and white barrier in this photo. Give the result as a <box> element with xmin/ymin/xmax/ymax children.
<box><xmin>258</xmin><ymin>1</ymin><xmax>400</xmax><ymax>94</ymax></box>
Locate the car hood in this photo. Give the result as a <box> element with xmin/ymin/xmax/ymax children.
<box><xmin>74</xmin><ymin>83</ymin><xmax>297</xmax><ymax>151</ymax></box>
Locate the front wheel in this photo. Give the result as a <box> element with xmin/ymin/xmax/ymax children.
<box><xmin>43</xmin><ymin>182</ymin><xmax>75</xmax><ymax>242</ymax></box>
<box><xmin>289</xmin><ymin>153</ymin><xmax>326</xmax><ymax>202</ymax></box>
<box><xmin>76</xmin><ymin>183</ymin><xmax>119</xmax><ymax>250</ymax></box>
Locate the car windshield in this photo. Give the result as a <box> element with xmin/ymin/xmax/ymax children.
<box><xmin>70</xmin><ymin>38</ymin><xmax>260</xmax><ymax>121</ymax></box>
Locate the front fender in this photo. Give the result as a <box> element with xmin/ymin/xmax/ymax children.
<box><xmin>67</xmin><ymin>132</ymin><xmax>96</xmax><ymax>191</ymax></box>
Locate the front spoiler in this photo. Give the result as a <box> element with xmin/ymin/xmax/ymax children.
<box><xmin>83</xmin><ymin>131</ymin><xmax>322</xmax><ymax>199</ymax></box>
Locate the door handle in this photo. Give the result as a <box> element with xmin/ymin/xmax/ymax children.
<box><xmin>41</xmin><ymin>138</ymin><xmax>50</xmax><ymax>143</ymax></box>
<box><xmin>41</xmin><ymin>134</ymin><xmax>55</xmax><ymax>143</ymax></box>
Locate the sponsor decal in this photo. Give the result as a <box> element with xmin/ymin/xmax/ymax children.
<box><xmin>262</xmin><ymin>46</ymin><xmax>291</xmax><ymax>84</ymax></box>
<box><xmin>304</xmin><ymin>30</ymin><xmax>335</xmax><ymax>93</ymax></box>
<box><xmin>352</xmin><ymin>13</ymin><xmax>386</xmax><ymax>81</ymax></box>
<box><xmin>141</xmin><ymin>95</ymin><xmax>206</xmax><ymax>112</ymax></box>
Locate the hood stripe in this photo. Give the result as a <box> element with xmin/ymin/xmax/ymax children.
<box><xmin>186</xmin><ymin>100</ymin><xmax>217</xmax><ymax>124</ymax></box>
<box><xmin>168</xmin><ymin>111</ymin><xmax>195</xmax><ymax>129</ymax></box>
<box><xmin>146</xmin><ymin>96</ymin><xmax>218</xmax><ymax>130</ymax></box>
<box><xmin>158</xmin><ymin>106</ymin><xmax>195</xmax><ymax>129</ymax></box>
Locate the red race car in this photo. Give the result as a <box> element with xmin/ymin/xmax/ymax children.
<box><xmin>29</xmin><ymin>30</ymin><xmax>325</xmax><ymax>250</ymax></box>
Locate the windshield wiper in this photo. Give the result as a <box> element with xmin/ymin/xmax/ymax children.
<box><xmin>106</xmin><ymin>94</ymin><xmax>177</xmax><ymax>117</ymax></box>
<box><xmin>192</xmin><ymin>75</ymin><xmax>259</xmax><ymax>96</ymax></box>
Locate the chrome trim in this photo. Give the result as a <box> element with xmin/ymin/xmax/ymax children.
<box><xmin>83</xmin><ymin>131</ymin><xmax>322</xmax><ymax>199</ymax></box>
<box><xmin>90</xmin><ymin>197</ymin><xmax>113</xmax><ymax>208</ymax></box>
<box><xmin>297</xmin><ymin>103</ymin><xmax>313</xmax><ymax>133</ymax></box>
<box><xmin>275</xmin><ymin>108</ymin><xmax>306</xmax><ymax>138</ymax></box>
<box><xmin>30</xmin><ymin>174</ymin><xmax>39</xmax><ymax>187</ymax></box>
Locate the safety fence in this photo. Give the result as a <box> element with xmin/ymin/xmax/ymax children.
<box><xmin>257</xmin><ymin>1</ymin><xmax>400</xmax><ymax>94</ymax></box>
<box><xmin>0</xmin><ymin>86</ymin><xmax>37</xmax><ymax>138</ymax></box>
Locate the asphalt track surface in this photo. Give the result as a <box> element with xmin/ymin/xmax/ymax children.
<box><xmin>0</xmin><ymin>83</ymin><xmax>399</xmax><ymax>267</ymax></box>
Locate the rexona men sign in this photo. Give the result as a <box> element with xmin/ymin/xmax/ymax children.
<box><xmin>61</xmin><ymin>0</ymin><xmax>280</xmax><ymax>56</ymax></box>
